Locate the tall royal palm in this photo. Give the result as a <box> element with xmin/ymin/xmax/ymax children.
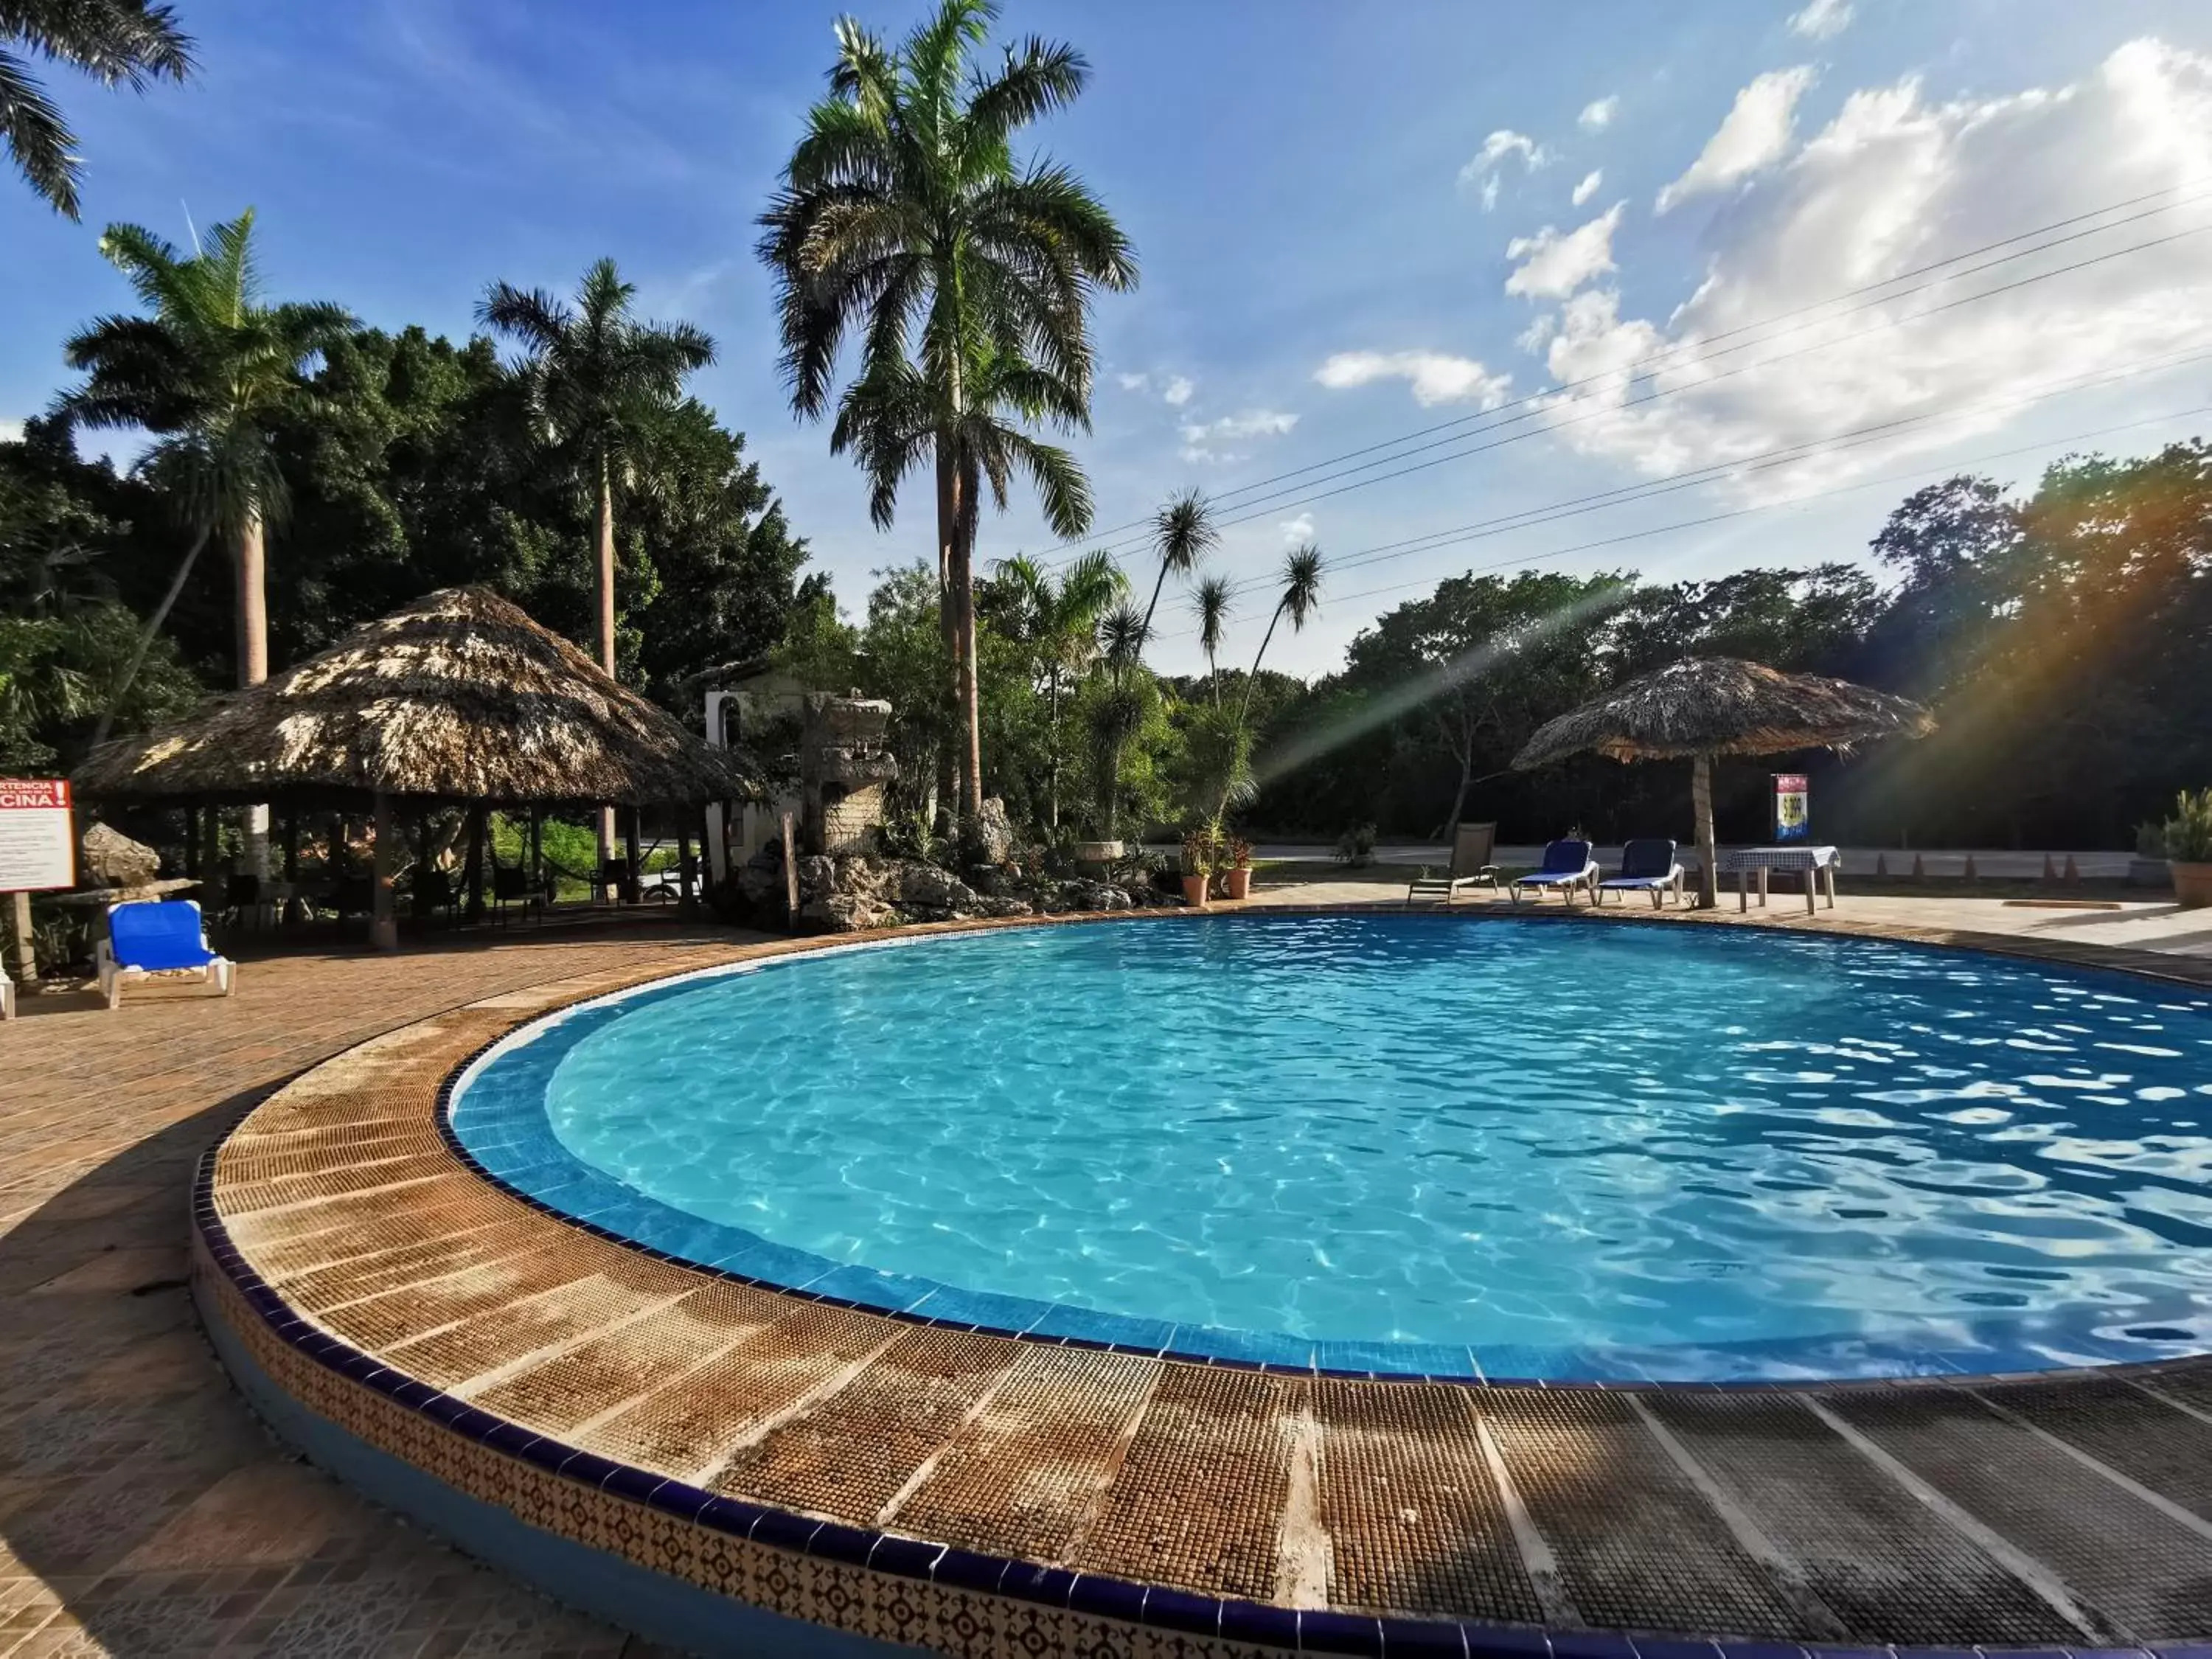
<box><xmin>62</xmin><ymin>209</ymin><xmax>351</xmax><ymax>869</ymax></box>
<box><xmin>759</xmin><ymin>0</ymin><xmax>1135</xmax><ymax>827</ymax></box>
<box><xmin>479</xmin><ymin>259</ymin><xmax>714</xmax><ymax>863</ymax></box>
<box><xmin>3</xmin><ymin>0</ymin><xmax>193</xmax><ymax>218</ymax></box>
<box><xmin>1137</xmin><ymin>490</ymin><xmax>1216</xmax><ymax>652</ymax></box>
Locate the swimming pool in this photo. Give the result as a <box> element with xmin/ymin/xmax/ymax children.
<box><xmin>447</xmin><ymin>914</ymin><xmax>2212</xmax><ymax>1382</ymax></box>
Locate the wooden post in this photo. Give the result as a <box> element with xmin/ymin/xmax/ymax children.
<box><xmin>1692</xmin><ymin>751</ymin><xmax>1718</xmax><ymax>909</ymax></box>
<box><xmin>464</xmin><ymin>805</ymin><xmax>487</xmax><ymax>922</ymax></box>
<box><xmin>282</xmin><ymin>814</ymin><xmax>300</xmax><ymax>882</ymax></box>
<box><xmin>6</xmin><ymin>891</ymin><xmax>35</xmax><ymax>987</ymax></box>
<box><xmin>184</xmin><ymin>805</ymin><xmax>201</xmax><ymax>881</ymax></box>
<box><xmin>678</xmin><ymin>827</ymin><xmax>697</xmax><ymax>916</ymax></box>
<box><xmin>782</xmin><ymin>810</ymin><xmax>799</xmax><ymax>925</ymax></box>
<box><xmin>528</xmin><ymin>806</ymin><xmax>543</xmax><ymax>893</ymax></box>
<box><xmin>369</xmin><ymin>792</ymin><xmax>398</xmax><ymax>951</ymax></box>
<box><xmin>625</xmin><ymin>807</ymin><xmax>641</xmax><ymax>905</ymax></box>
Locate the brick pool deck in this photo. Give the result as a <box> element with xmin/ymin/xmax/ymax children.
<box><xmin>7</xmin><ymin>892</ymin><xmax>2212</xmax><ymax>1656</ymax></box>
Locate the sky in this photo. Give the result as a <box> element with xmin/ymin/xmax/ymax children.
<box><xmin>4</xmin><ymin>0</ymin><xmax>2211</xmax><ymax>679</ymax></box>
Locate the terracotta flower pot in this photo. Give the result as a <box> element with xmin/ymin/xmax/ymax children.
<box><xmin>1180</xmin><ymin>874</ymin><xmax>1210</xmax><ymax>907</ymax></box>
<box><xmin>1221</xmin><ymin>866</ymin><xmax>1253</xmax><ymax>900</ymax></box>
<box><xmin>2174</xmin><ymin>860</ymin><xmax>2212</xmax><ymax>910</ymax></box>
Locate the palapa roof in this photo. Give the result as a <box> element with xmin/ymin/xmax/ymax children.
<box><xmin>1512</xmin><ymin>655</ymin><xmax>1935</xmax><ymax>769</ymax></box>
<box><xmin>75</xmin><ymin>586</ymin><xmax>763</xmax><ymax>808</ymax></box>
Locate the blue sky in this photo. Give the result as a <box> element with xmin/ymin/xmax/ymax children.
<box><xmin>6</xmin><ymin>0</ymin><xmax>2211</xmax><ymax>677</ymax></box>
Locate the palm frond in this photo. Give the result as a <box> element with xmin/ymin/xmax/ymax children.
<box><xmin>0</xmin><ymin>45</ymin><xmax>76</xmax><ymax>215</ymax></box>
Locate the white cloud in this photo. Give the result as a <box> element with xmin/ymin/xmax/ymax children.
<box><xmin>0</xmin><ymin>420</ymin><xmax>22</xmax><ymax>445</ymax></box>
<box><xmin>1279</xmin><ymin>512</ymin><xmax>1315</xmax><ymax>546</ymax></box>
<box><xmin>1656</xmin><ymin>66</ymin><xmax>1817</xmax><ymax>212</ymax></box>
<box><xmin>1506</xmin><ymin>204</ymin><xmax>1626</xmax><ymax>300</ymax></box>
<box><xmin>1571</xmin><ymin>168</ymin><xmax>1604</xmax><ymax>206</ymax></box>
<box><xmin>1459</xmin><ymin>128</ymin><xmax>1547</xmax><ymax>209</ymax></box>
<box><xmin>1180</xmin><ymin>408</ymin><xmax>1298</xmax><ymax>445</ymax></box>
<box><xmin>1162</xmin><ymin>375</ymin><xmax>1195</xmax><ymax>407</ymax></box>
<box><xmin>1579</xmin><ymin>97</ymin><xmax>1619</xmax><ymax>132</ymax></box>
<box><xmin>1116</xmin><ymin>372</ymin><xmax>1150</xmax><ymax>392</ymax></box>
<box><xmin>1514</xmin><ymin>39</ymin><xmax>2212</xmax><ymax>500</ymax></box>
<box><xmin>1314</xmin><ymin>349</ymin><xmax>1514</xmax><ymax>408</ymax></box>
<box><xmin>1790</xmin><ymin>0</ymin><xmax>1853</xmax><ymax>41</ymax></box>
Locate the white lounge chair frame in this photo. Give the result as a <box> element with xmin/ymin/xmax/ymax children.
<box><xmin>96</xmin><ymin>900</ymin><xmax>236</xmax><ymax>1010</ymax></box>
<box><xmin>1597</xmin><ymin>865</ymin><xmax>1686</xmax><ymax>908</ymax></box>
<box><xmin>1512</xmin><ymin>846</ymin><xmax>1601</xmax><ymax>906</ymax></box>
<box><xmin>1</xmin><ymin>975</ymin><xmax>13</xmax><ymax>1020</ymax></box>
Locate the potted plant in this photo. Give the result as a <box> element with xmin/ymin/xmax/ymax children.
<box><xmin>2161</xmin><ymin>787</ymin><xmax>2212</xmax><ymax>908</ymax></box>
<box><xmin>1220</xmin><ymin>835</ymin><xmax>1255</xmax><ymax>900</ymax></box>
<box><xmin>1180</xmin><ymin>827</ymin><xmax>1217</xmax><ymax>907</ymax></box>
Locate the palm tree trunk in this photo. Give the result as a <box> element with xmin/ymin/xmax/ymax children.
<box><xmin>1693</xmin><ymin>751</ymin><xmax>1719</xmax><ymax>908</ymax></box>
<box><xmin>1138</xmin><ymin>566</ymin><xmax>1170</xmax><ymax>656</ymax></box>
<box><xmin>1219</xmin><ymin>603</ymin><xmax>1287</xmax><ymax>824</ymax></box>
<box><xmin>88</xmin><ymin>522</ymin><xmax>209</xmax><ymax>751</ymax></box>
<box><xmin>955</xmin><ymin>456</ymin><xmax>984</xmax><ymax>831</ymax></box>
<box><xmin>934</xmin><ymin>442</ymin><xmax>961</xmax><ymax>828</ymax></box>
<box><xmin>596</xmin><ymin>460</ymin><xmax>620</xmax><ymax>873</ymax></box>
<box><xmin>237</xmin><ymin>505</ymin><xmax>271</xmax><ymax>879</ymax></box>
<box><xmin>1047</xmin><ymin>664</ymin><xmax>1062</xmax><ymax>830</ymax></box>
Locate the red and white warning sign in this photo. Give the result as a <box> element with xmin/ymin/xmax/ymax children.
<box><xmin>0</xmin><ymin>779</ymin><xmax>75</xmax><ymax>892</ymax></box>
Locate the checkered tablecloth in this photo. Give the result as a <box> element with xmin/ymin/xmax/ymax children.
<box><xmin>1720</xmin><ymin>845</ymin><xmax>1840</xmax><ymax>873</ymax></box>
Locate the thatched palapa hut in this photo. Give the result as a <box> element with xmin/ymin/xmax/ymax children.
<box><xmin>1512</xmin><ymin>656</ymin><xmax>1934</xmax><ymax>906</ymax></box>
<box><xmin>76</xmin><ymin>586</ymin><xmax>762</xmax><ymax>946</ymax></box>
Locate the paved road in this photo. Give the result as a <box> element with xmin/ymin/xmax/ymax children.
<box><xmin>1252</xmin><ymin>842</ymin><xmax>2143</xmax><ymax>877</ymax></box>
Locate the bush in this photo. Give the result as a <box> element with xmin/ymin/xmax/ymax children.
<box><xmin>1333</xmin><ymin>823</ymin><xmax>1377</xmax><ymax>867</ymax></box>
<box><xmin>2160</xmin><ymin>788</ymin><xmax>2212</xmax><ymax>863</ymax></box>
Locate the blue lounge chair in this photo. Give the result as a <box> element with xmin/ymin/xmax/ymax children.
<box><xmin>1512</xmin><ymin>838</ymin><xmax>1599</xmax><ymax>905</ymax></box>
<box><xmin>1598</xmin><ymin>838</ymin><xmax>1686</xmax><ymax>908</ymax></box>
<box><xmin>97</xmin><ymin>899</ymin><xmax>234</xmax><ymax>1010</ymax></box>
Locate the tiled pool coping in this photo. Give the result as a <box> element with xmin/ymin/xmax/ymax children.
<box><xmin>192</xmin><ymin>905</ymin><xmax>2212</xmax><ymax>1656</ymax></box>
<box><xmin>440</xmin><ymin>917</ymin><xmax>2212</xmax><ymax>1385</ymax></box>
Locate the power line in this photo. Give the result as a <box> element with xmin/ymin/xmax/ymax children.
<box><xmin>1051</xmin><ymin>184</ymin><xmax>2212</xmax><ymax>566</ymax></box>
<box><xmin>1139</xmin><ymin>401</ymin><xmax>2212</xmax><ymax>647</ymax></box>
<box><xmin>1066</xmin><ymin>217</ymin><xmax>2212</xmax><ymax>567</ymax></box>
<box><xmin>1186</xmin><ymin>341</ymin><xmax>2212</xmax><ymax>605</ymax></box>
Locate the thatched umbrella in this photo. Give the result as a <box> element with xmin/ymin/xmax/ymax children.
<box><xmin>77</xmin><ymin>586</ymin><xmax>762</xmax><ymax>947</ymax></box>
<box><xmin>1512</xmin><ymin>656</ymin><xmax>1934</xmax><ymax>907</ymax></box>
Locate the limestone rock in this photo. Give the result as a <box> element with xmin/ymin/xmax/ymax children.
<box><xmin>796</xmin><ymin>855</ymin><xmax>836</xmax><ymax>902</ymax></box>
<box><xmin>972</xmin><ymin>796</ymin><xmax>1015</xmax><ymax>865</ymax></box>
<box><xmin>893</xmin><ymin>861</ymin><xmax>981</xmax><ymax>912</ymax></box>
<box><xmin>815</xmin><ymin>893</ymin><xmax>897</xmax><ymax>932</ymax></box>
<box><xmin>80</xmin><ymin>823</ymin><xmax>159</xmax><ymax>888</ymax></box>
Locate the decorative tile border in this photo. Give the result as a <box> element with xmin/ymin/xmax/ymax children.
<box><xmin>439</xmin><ymin>912</ymin><xmax>2212</xmax><ymax>1385</ymax></box>
<box><xmin>189</xmin><ymin>905</ymin><xmax>2212</xmax><ymax>1657</ymax></box>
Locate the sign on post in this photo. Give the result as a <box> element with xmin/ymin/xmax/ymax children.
<box><xmin>0</xmin><ymin>779</ymin><xmax>75</xmax><ymax>892</ymax></box>
<box><xmin>1772</xmin><ymin>773</ymin><xmax>1810</xmax><ymax>844</ymax></box>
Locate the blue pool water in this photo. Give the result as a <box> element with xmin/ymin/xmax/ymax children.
<box><xmin>449</xmin><ymin>915</ymin><xmax>2212</xmax><ymax>1381</ymax></box>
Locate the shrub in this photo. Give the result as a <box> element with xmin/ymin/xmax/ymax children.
<box><xmin>2160</xmin><ymin>788</ymin><xmax>2212</xmax><ymax>863</ymax></box>
<box><xmin>1334</xmin><ymin>823</ymin><xmax>1377</xmax><ymax>867</ymax></box>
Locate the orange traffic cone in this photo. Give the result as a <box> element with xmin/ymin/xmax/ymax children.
<box><xmin>1911</xmin><ymin>854</ymin><xmax>1925</xmax><ymax>880</ymax></box>
<box><xmin>1964</xmin><ymin>854</ymin><xmax>1978</xmax><ymax>881</ymax></box>
<box><xmin>2043</xmin><ymin>853</ymin><xmax>2058</xmax><ymax>882</ymax></box>
<box><xmin>2063</xmin><ymin>854</ymin><xmax>2079</xmax><ymax>884</ymax></box>
<box><xmin>1875</xmin><ymin>853</ymin><xmax>1888</xmax><ymax>877</ymax></box>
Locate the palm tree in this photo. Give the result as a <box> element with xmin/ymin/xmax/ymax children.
<box><xmin>1138</xmin><ymin>489</ymin><xmax>1215</xmax><ymax>652</ymax></box>
<box><xmin>61</xmin><ymin>209</ymin><xmax>351</xmax><ymax>870</ymax></box>
<box><xmin>3</xmin><ymin>0</ymin><xmax>193</xmax><ymax>219</ymax></box>
<box><xmin>990</xmin><ymin>549</ymin><xmax>1125</xmax><ymax>827</ymax></box>
<box><xmin>758</xmin><ymin>0</ymin><xmax>1136</xmax><ymax>828</ymax></box>
<box><xmin>1192</xmin><ymin>574</ymin><xmax>1233</xmax><ymax>706</ymax></box>
<box><xmin>479</xmin><ymin>259</ymin><xmax>714</xmax><ymax>863</ymax></box>
<box><xmin>1217</xmin><ymin>544</ymin><xmax>1324</xmax><ymax>824</ymax></box>
<box><xmin>1091</xmin><ymin>599</ymin><xmax>1148</xmax><ymax>836</ymax></box>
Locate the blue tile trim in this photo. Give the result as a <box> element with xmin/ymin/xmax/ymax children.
<box><xmin>429</xmin><ymin>921</ymin><xmax>2212</xmax><ymax>1390</ymax></box>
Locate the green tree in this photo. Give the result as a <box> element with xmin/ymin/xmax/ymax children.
<box><xmin>759</xmin><ymin>0</ymin><xmax>1135</xmax><ymax>828</ymax></box>
<box><xmin>1137</xmin><ymin>490</ymin><xmax>1215</xmax><ymax>650</ymax></box>
<box><xmin>60</xmin><ymin>209</ymin><xmax>351</xmax><ymax>870</ymax></box>
<box><xmin>479</xmin><ymin>259</ymin><xmax>714</xmax><ymax>863</ymax></box>
<box><xmin>2</xmin><ymin>0</ymin><xmax>192</xmax><ymax>218</ymax></box>
<box><xmin>984</xmin><ymin>549</ymin><xmax>1125</xmax><ymax>827</ymax></box>
<box><xmin>1192</xmin><ymin>574</ymin><xmax>1231</xmax><ymax>706</ymax></box>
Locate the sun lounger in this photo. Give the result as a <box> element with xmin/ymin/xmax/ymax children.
<box><xmin>1598</xmin><ymin>838</ymin><xmax>1686</xmax><ymax>908</ymax></box>
<box><xmin>1406</xmin><ymin>821</ymin><xmax>1500</xmax><ymax>905</ymax></box>
<box><xmin>97</xmin><ymin>899</ymin><xmax>235</xmax><ymax>1010</ymax></box>
<box><xmin>1</xmin><ymin>975</ymin><xmax>13</xmax><ymax>1020</ymax></box>
<box><xmin>1512</xmin><ymin>838</ymin><xmax>1599</xmax><ymax>905</ymax></box>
